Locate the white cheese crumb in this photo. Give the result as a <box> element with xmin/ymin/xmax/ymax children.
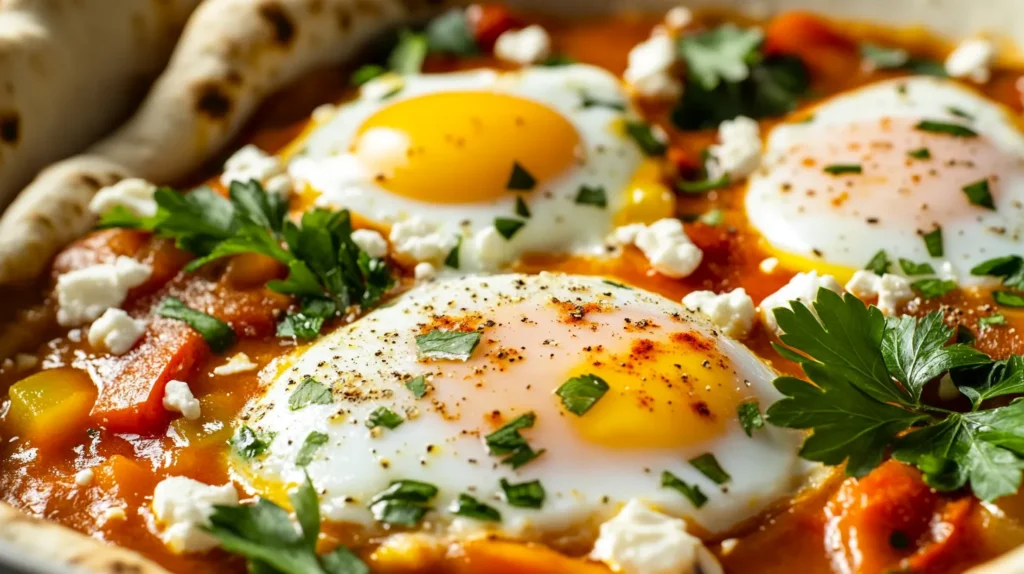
<box><xmin>163</xmin><ymin>380</ymin><xmax>201</xmax><ymax>420</ymax></box>
<box><xmin>87</xmin><ymin>308</ymin><xmax>147</xmax><ymax>355</ymax></box>
<box><xmin>56</xmin><ymin>256</ymin><xmax>152</xmax><ymax>327</ymax></box>
<box><xmin>88</xmin><ymin>178</ymin><xmax>158</xmax><ymax>218</ymax></box>
<box><xmin>760</xmin><ymin>271</ymin><xmax>843</xmax><ymax>334</ymax></box>
<box><xmin>221</xmin><ymin>144</ymin><xmax>292</xmax><ymax>197</ymax></box>
<box><xmin>611</xmin><ymin>219</ymin><xmax>703</xmax><ymax>279</ymax></box>
<box><xmin>74</xmin><ymin>468</ymin><xmax>95</xmax><ymax>487</ymax></box>
<box><xmin>845</xmin><ymin>270</ymin><xmax>915</xmax><ymax>316</ymax></box>
<box><xmin>664</xmin><ymin>7</ymin><xmax>693</xmax><ymax>32</ymax></box>
<box><xmin>682</xmin><ymin>288</ymin><xmax>756</xmax><ymax>338</ymax></box>
<box><xmin>759</xmin><ymin>257</ymin><xmax>780</xmax><ymax>274</ymax></box>
<box><xmin>414</xmin><ymin>262</ymin><xmax>437</xmax><ymax>281</ymax></box>
<box><xmin>624</xmin><ymin>34</ymin><xmax>682</xmax><ymax>100</ymax></box>
<box><xmin>706</xmin><ymin>116</ymin><xmax>762</xmax><ymax>181</ymax></box>
<box><xmin>388</xmin><ymin>217</ymin><xmax>458</xmax><ymax>264</ymax></box>
<box><xmin>590</xmin><ymin>500</ymin><xmax>723</xmax><ymax>574</ymax></box>
<box><xmin>473</xmin><ymin>226</ymin><xmax>515</xmax><ymax>269</ymax></box>
<box><xmin>311</xmin><ymin>103</ymin><xmax>337</xmax><ymax>123</ymax></box>
<box><xmin>212</xmin><ymin>353</ymin><xmax>258</xmax><ymax>376</ymax></box>
<box><xmin>945</xmin><ymin>38</ymin><xmax>996</xmax><ymax>83</ymax></box>
<box><xmin>494</xmin><ymin>25</ymin><xmax>552</xmax><ymax>65</ymax></box>
<box><xmin>351</xmin><ymin>229</ymin><xmax>389</xmax><ymax>259</ymax></box>
<box><xmin>938</xmin><ymin>261</ymin><xmax>959</xmax><ymax>282</ymax></box>
<box><xmin>14</xmin><ymin>353</ymin><xmax>37</xmax><ymax>371</ymax></box>
<box><xmin>152</xmin><ymin>477</ymin><xmax>239</xmax><ymax>554</ymax></box>
<box><xmin>100</xmin><ymin>506</ymin><xmax>127</xmax><ymax>525</ymax></box>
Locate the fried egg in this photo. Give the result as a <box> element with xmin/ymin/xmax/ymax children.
<box><xmin>232</xmin><ymin>274</ymin><xmax>806</xmax><ymax>540</ymax></box>
<box><xmin>746</xmin><ymin>77</ymin><xmax>1024</xmax><ymax>283</ymax></box>
<box><xmin>286</xmin><ymin>65</ymin><xmax>672</xmax><ymax>270</ymax></box>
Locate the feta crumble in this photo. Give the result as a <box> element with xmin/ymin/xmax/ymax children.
<box><xmin>100</xmin><ymin>506</ymin><xmax>127</xmax><ymax>525</ymax></box>
<box><xmin>611</xmin><ymin>219</ymin><xmax>703</xmax><ymax>279</ymax></box>
<box><xmin>163</xmin><ymin>380</ymin><xmax>201</xmax><ymax>420</ymax></box>
<box><xmin>682</xmin><ymin>288</ymin><xmax>756</xmax><ymax>338</ymax></box>
<box><xmin>945</xmin><ymin>38</ymin><xmax>996</xmax><ymax>83</ymax></box>
<box><xmin>87</xmin><ymin>308</ymin><xmax>147</xmax><ymax>355</ymax></box>
<box><xmin>56</xmin><ymin>256</ymin><xmax>152</xmax><ymax>327</ymax></box>
<box><xmin>152</xmin><ymin>477</ymin><xmax>239</xmax><ymax>554</ymax></box>
<box><xmin>473</xmin><ymin>226</ymin><xmax>515</xmax><ymax>269</ymax></box>
<box><xmin>74</xmin><ymin>468</ymin><xmax>95</xmax><ymax>487</ymax></box>
<box><xmin>590</xmin><ymin>499</ymin><xmax>723</xmax><ymax>574</ymax></box>
<box><xmin>414</xmin><ymin>262</ymin><xmax>437</xmax><ymax>281</ymax></box>
<box><xmin>388</xmin><ymin>217</ymin><xmax>458</xmax><ymax>264</ymax></box>
<box><xmin>351</xmin><ymin>229</ymin><xmax>389</xmax><ymax>259</ymax></box>
<box><xmin>759</xmin><ymin>257</ymin><xmax>780</xmax><ymax>274</ymax></box>
<box><xmin>88</xmin><ymin>178</ymin><xmax>158</xmax><ymax>218</ymax></box>
<box><xmin>212</xmin><ymin>353</ymin><xmax>258</xmax><ymax>376</ymax></box>
<box><xmin>220</xmin><ymin>144</ymin><xmax>292</xmax><ymax>197</ymax></box>
<box><xmin>705</xmin><ymin>116</ymin><xmax>762</xmax><ymax>181</ymax></box>
<box><xmin>760</xmin><ymin>271</ymin><xmax>843</xmax><ymax>334</ymax></box>
<box><xmin>664</xmin><ymin>7</ymin><xmax>693</xmax><ymax>32</ymax></box>
<box><xmin>624</xmin><ymin>34</ymin><xmax>682</xmax><ymax>100</ymax></box>
<box><xmin>845</xmin><ymin>270</ymin><xmax>915</xmax><ymax>316</ymax></box>
<box><xmin>494</xmin><ymin>25</ymin><xmax>552</xmax><ymax>65</ymax></box>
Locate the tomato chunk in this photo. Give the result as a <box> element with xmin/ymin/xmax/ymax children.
<box><xmin>468</xmin><ymin>4</ymin><xmax>523</xmax><ymax>51</ymax></box>
<box><xmin>763</xmin><ymin>11</ymin><xmax>858</xmax><ymax>78</ymax></box>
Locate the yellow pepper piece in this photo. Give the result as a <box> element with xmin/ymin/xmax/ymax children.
<box><xmin>7</xmin><ymin>368</ymin><xmax>96</xmax><ymax>449</ymax></box>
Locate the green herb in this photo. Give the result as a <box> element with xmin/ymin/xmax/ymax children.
<box><xmin>485</xmin><ymin>412</ymin><xmax>545</xmax><ymax>469</ymax></box>
<box><xmin>366</xmin><ymin>407</ymin><xmax>404</xmax><ymax>430</ymax></box>
<box><xmin>494</xmin><ymin>217</ymin><xmax>526</xmax><ymax>240</ymax></box>
<box><xmin>890</xmin><ymin>531</ymin><xmax>911</xmax><ymax>550</ymax></box>
<box><xmin>963</xmin><ymin>179</ymin><xmax>996</xmax><ymax>210</ymax></box>
<box><xmin>994</xmin><ymin>291</ymin><xmax>1024</xmax><ymax>308</ymax></box>
<box><xmin>507</xmin><ymin>162</ymin><xmax>536</xmax><ymax>191</ymax></box>
<box><xmin>232</xmin><ymin>425</ymin><xmax>274</xmax><ymax>459</ymax></box>
<box><xmin>698</xmin><ymin>208</ymin><xmax>724</xmax><ymax>227</ymax></box>
<box><xmin>904</xmin><ymin>58</ymin><xmax>948</xmax><ymax>76</ymax></box>
<box><xmin>445</xmin><ymin>236</ymin><xmax>461</xmax><ymax>269</ymax></box>
<box><xmin>898</xmin><ymin>258</ymin><xmax>935</xmax><ymax>276</ymax></box>
<box><xmin>690</xmin><ymin>453</ymin><xmax>731</xmax><ymax>484</ymax></box>
<box><xmin>915</xmin><ymin>120</ymin><xmax>978</xmax><ymax>138</ymax></box>
<box><xmin>957</xmin><ymin>324</ymin><xmax>977</xmax><ymax>345</ymax></box>
<box><xmin>737</xmin><ymin>401</ymin><xmax>764</xmax><ymax>437</ymax></box>
<box><xmin>289</xmin><ymin>378</ymin><xmax>334</xmax><ymax>410</ymax></box>
<box><xmin>157</xmin><ymin>297</ymin><xmax>235</xmax><ymax>353</ymax></box>
<box><xmin>865</xmin><ymin>250</ymin><xmax>892</xmax><ymax>275</ymax></box>
<box><xmin>823</xmin><ymin>164</ymin><xmax>862</xmax><ymax>175</ymax></box>
<box><xmin>678</xmin><ymin>24</ymin><xmax>764</xmax><ymax>90</ymax></box>
<box><xmin>449</xmin><ymin>494</ymin><xmax>501</xmax><ymax>521</ymax></box>
<box><xmin>980</xmin><ymin>314</ymin><xmax>1007</xmax><ymax>329</ymax></box>
<box><xmin>405</xmin><ymin>375</ymin><xmax>428</xmax><ymax>398</ymax></box>
<box><xmin>575</xmin><ymin>185</ymin><xmax>607</xmax><ymax>208</ymax></box>
<box><xmin>415</xmin><ymin>330</ymin><xmax>482</xmax><ymax>361</ymax></box>
<box><xmin>911</xmin><ymin>278</ymin><xmax>957</xmax><ymax>299</ymax></box>
<box><xmin>948</xmin><ymin>106</ymin><xmax>975</xmax><ymax>120</ymax></box>
<box><xmin>923</xmin><ymin>227</ymin><xmax>944</xmax><ymax>257</ymax></box>
<box><xmin>351</xmin><ymin>64</ymin><xmax>386</xmax><ymax>86</ymax></box>
<box><xmin>368</xmin><ymin>480</ymin><xmax>438</xmax><ymax>527</ymax></box>
<box><xmin>499</xmin><ymin>478</ymin><xmax>546</xmax><ymax>508</ymax></box>
<box><xmin>907</xmin><ymin>147</ymin><xmax>932</xmax><ymax>160</ymax></box>
<box><xmin>661</xmin><ymin>471</ymin><xmax>708</xmax><ymax>507</ymax></box>
<box><xmin>624</xmin><ymin>120</ymin><xmax>667</xmax><ymax>156</ymax></box>
<box><xmin>278</xmin><ymin>298</ymin><xmax>337</xmax><ymax>340</ymax></box>
<box><xmin>295</xmin><ymin>431</ymin><xmax>329</xmax><ymax>467</ymax></box>
<box><xmin>514</xmin><ymin>196</ymin><xmax>531</xmax><ymax>218</ymax></box>
<box><xmin>580</xmin><ymin>92</ymin><xmax>627</xmax><ymax>111</ymax></box>
<box><xmin>602</xmin><ymin>279</ymin><xmax>632</xmax><ymax>289</ymax></box>
<box><xmin>206</xmin><ymin>474</ymin><xmax>368</xmax><ymax>574</ymax></box>
<box><xmin>555</xmin><ymin>374</ymin><xmax>610</xmax><ymax>416</ymax></box>
<box><xmin>971</xmin><ymin>255</ymin><xmax>1024</xmax><ymax>307</ymax></box>
<box><xmin>539</xmin><ymin>54</ymin><xmax>577</xmax><ymax>66</ymax></box>
<box><xmin>859</xmin><ymin>43</ymin><xmax>909</xmax><ymax>69</ymax></box>
<box><xmin>425</xmin><ymin>9</ymin><xmax>478</xmax><ymax>55</ymax></box>
<box><xmin>388</xmin><ymin>30</ymin><xmax>428</xmax><ymax>74</ymax></box>
<box><xmin>676</xmin><ymin>176</ymin><xmax>731</xmax><ymax>194</ymax></box>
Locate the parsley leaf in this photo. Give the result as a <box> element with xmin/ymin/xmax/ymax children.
<box><xmin>880</xmin><ymin>313</ymin><xmax>989</xmax><ymax>401</ymax></box>
<box><xmin>676</xmin><ymin>176</ymin><xmax>731</xmax><ymax>194</ymax></box>
<box><xmin>507</xmin><ymin>162</ymin><xmax>536</xmax><ymax>191</ymax></box>
<box><xmin>295</xmin><ymin>431</ymin><xmax>329</xmax><ymax>467</ymax></box>
<box><xmin>289</xmin><ymin>378</ymin><xmax>334</xmax><ymax>410</ymax></box>
<box><xmin>574</xmin><ymin>185</ymin><xmax>607</xmax><ymax>208</ymax></box>
<box><xmin>388</xmin><ymin>30</ymin><xmax>428</xmax><ymax>74</ymax></box>
<box><xmin>678</xmin><ymin>24</ymin><xmax>764</xmax><ymax>90</ymax></box>
<box><xmin>690</xmin><ymin>453</ymin><xmax>731</xmax><ymax>484</ymax></box>
<box><xmin>485</xmin><ymin>412</ymin><xmax>546</xmax><ymax>469</ymax></box>
<box><xmin>157</xmin><ymin>297</ymin><xmax>236</xmax><ymax>353</ymax></box>
<box><xmin>907</xmin><ymin>147</ymin><xmax>931</xmax><ymax>160</ymax></box>
<box><xmin>737</xmin><ymin>401</ymin><xmax>764</xmax><ymax>437</ymax></box>
<box><xmin>232</xmin><ymin>425</ymin><xmax>274</xmax><ymax>460</ymax></box>
<box><xmin>980</xmin><ymin>314</ymin><xmax>1007</xmax><ymax>329</ymax></box>
<box><xmin>912</xmin><ymin>278</ymin><xmax>957</xmax><ymax>299</ymax></box>
<box><xmin>445</xmin><ymin>236</ymin><xmax>462</xmax><ymax>269</ymax></box>
<box><xmin>278</xmin><ymin>298</ymin><xmax>338</xmax><ymax>340</ymax></box>
<box><xmin>425</xmin><ymin>9</ymin><xmax>477</xmax><ymax>55</ymax></box>
<box><xmin>994</xmin><ymin>291</ymin><xmax>1024</xmax><ymax>308</ymax></box>
<box><xmin>660</xmin><ymin>471</ymin><xmax>708</xmax><ymax>507</ymax></box>
<box><xmin>555</xmin><ymin>374</ymin><xmax>609</xmax><ymax>416</ymax></box>
<box><xmin>624</xmin><ymin>120</ymin><xmax>668</xmax><ymax>156</ymax></box>
<box><xmin>415</xmin><ymin>330</ymin><xmax>481</xmax><ymax>361</ymax></box>
<box><xmin>823</xmin><ymin>164</ymin><xmax>862</xmax><ymax>175</ymax></box>
<box><xmin>963</xmin><ymin>179</ymin><xmax>996</xmax><ymax>210</ymax></box>
<box><xmin>405</xmin><ymin>375</ymin><xmax>428</xmax><ymax>398</ymax></box>
<box><xmin>366</xmin><ymin>407</ymin><xmax>404</xmax><ymax>430</ymax></box>
<box><xmin>369</xmin><ymin>480</ymin><xmax>438</xmax><ymax>527</ymax></box>
<box><xmin>499</xmin><ymin>478</ymin><xmax>546</xmax><ymax>508</ymax></box>
<box><xmin>494</xmin><ymin>217</ymin><xmax>526</xmax><ymax>240</ymax></box>
<box><xmin>915</xmin><ymin>120</ymin><xmax>978</xmax><ymax>138</ymax></box>
<box><xmin>899</xmin><ymin>258</ymin><xmax>935</xmax><ymax>276</ymax></box>
<box><xmin>859</xmin><ymin>43</ymin><xmax>909</xmax><ymax>69</ymax></box>
<box><xmin>923</xmin><ymin>227</ymin><xmax>943</xmax><ymax>257</ymax></box>
<box><xmin>971</xmin><ymin>256</ymin><xmax>1024</xmax><ymax>307</ymax></box>
<box><xmin>351</xmin><ymin>64</ymin><xmax>385</xmax><ymax>86</ymax></box>
<box><xmin>449</xmin><ymin>494</ymin><xmax>501</xmax><ymax>521</ymax></box>
<box><xmin>515</xmin><ymin>196</ymin><xmax>531</xmax><ymax>218</ymax></box>
<box><xmin>865</xmin><ymin>250</ymin><xmax>892</xmax><ymax>275</ymax></box>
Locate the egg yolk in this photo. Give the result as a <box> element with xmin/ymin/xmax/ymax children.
<box><xmin>354</xmin><ymin>92</ymin><xmax>581</xmax><ymax>204</ymax></box>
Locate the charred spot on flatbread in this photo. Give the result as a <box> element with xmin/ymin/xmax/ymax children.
<box><xmin>195</xmin><ymin>83</ymin><xmax>233</xmax><ymax>119</ymax></box>
<box><xmin>259</xmin><ymin>3</ymin><xmax>296</xmax><ymax>46</ymax></box>
<box><xmin>0</xmin><ymin>111</ymin><xmax>20</xmax><ymax>145</ymax></box>
<box><xmin>334</xmin><ymin>6</ymin><xmax>353</xmax><ymax>30</ymax></box>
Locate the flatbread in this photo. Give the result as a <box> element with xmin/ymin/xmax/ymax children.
<box><xmin>0</xmin><ymin>0</ymin><xmax>201</xmax><ymax>208</ymax></box>
<box><xmin>0</xmin><ymin>0</ymin><xmax>454</xmax><ymax>286</ymax></box>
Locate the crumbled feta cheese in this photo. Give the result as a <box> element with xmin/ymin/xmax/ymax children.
<box><xmin>414</xmin><ymin>262</ymin><xmax>437</xmax><ymax>281</ymax></box>
<box><xmin>56</xmin><ymin>256</ymin><xmax>152</xmax><ymax>327</ymax></box>
<box><xmin>311</xmin><ymin>103</ymin><xmax>337</xmax><ymax>123</ymax></box>
<box><xmin>494</xmin><ymin>25</ymin><xmax>551</xmax><ymax>65</ymax></box>
<box><xmin>87</xmin><ymin>308</ymin><xmax>147</xmax><ymax>355</ymax></box>
<box><xmin>212</xmin><ymin>353</ymin><xmax>258</xmax><ymax>376</ymax></box>
<box><xmin>473</xmin><ymin>226</ymin><xmax>515</xmax><ymax>269</ymax></box>
<box><xmin>682</xmin><ymin>288</ymin><xmax>756</xmax><ymax>338</ymax></box>
<box><xmin>611</xmin><ymin>219</ymin><xmax>703</xmax><ymax>279</ymax></box>
<box><xmin>388</xmin><ymin>217</ymin><xmax>458</xmax><ymax>264</ymax></box>
<box><xmin>100</xmin><ymin>506</ymin><xmax>127</xmax><ymax>525</ymax></box>
<box><xmin>624</xmin><ymin>34</ymin><xmax>682</xmax><ymax>100</ymax></box>
<box><xmin>590</xmin><ymin>500</ymin><xmax>723</xmax><ymax>574</ymax></box>
<box><xmin>938</xmin><ymin>261</ymin><xmax>959</xmax><ymax>282</ymax></box>
<box><xmin>759</xmin><ymin>257</ymin><xmax>780</xmax><ymax>274</ymax></box>
<box><xmin>360</xmin><ymin>73</ymin><xmax>405</xmax><ymax>100</ymax></box>
<box><xmin>221</xmin><ymin>144</ymin><xmax>292</xmax><ymax>197</ymax></box>
<box><xmin>14</xmin><ymin>353</ymin><xmax>37</xmax><ymax>371</ymax></box>
<box><xmin>163</xmin><ymin>380</ymin><xmax>201</xmax><ymax>420</ymax></box>
<box><xmin>351</xmin><ymin>229</ymin><xmax>389</xmax><ymax>259</ymax></box>
<box><xmin>74</xmin><ymin>468</ymin><xmax>95</xmax><ymax>487</ymax></box>
<box><xmin>945</xmin><ymin>38</ymin><xmax>995</xmax><ymax>83</ymax></box>
<box><xmin>706</xmin><ymin>116</ymin><xmax>762</xmax><ymax>181</ymax></box>
<box><xmin>845</xmin><ymin>270</ymin><xmax>915</xmax><ymax>316</ymax></box>
<box><xmin>664</xmin><ymin>7</ymin><xmax>693</xmax><ymax>31</ymax></box>
<box><xmin>88</xmin><ymin>178</ymin><xmax>158</xmax><ymax>218</ymax></box>
<box><xmin>152</xmin><ymin>477</ymin><xmax>239</xmax><ymax>554</ymax></box>
<box><xmin>760</xmin><ymin>271</ymin><xmax>843</xmax><ymax>334</ymax></box>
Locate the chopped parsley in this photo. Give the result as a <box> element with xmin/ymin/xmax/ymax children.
<box><xmin>368</xmin><ymin>480</ymin><xmax>438</xmax><ymax>527</ymax></box>
<box><xmin>865</xmin><ymin>250</ymin><xmax>892</xmax><ymax>275</ymax></box>
<box><xmin>690</xmin><ymin>453</ymin><xmax>731</xmax><ymax>484</ymax></box>
<box><xmin>979</xmin><ymin>314</ymin><xmax>1008</xmax><ymax>329</ymax></box>
<box><xmin>993</xmin><ymin>291</ymin><xmax>1024</xmax><ymax>308</ymax></box>
<box><xmin>444</xmin><ymin>236</ymin><xmax>461</xmax><ymax>269</ymax></box>
<box><xmin>555</xmin><ymin>374</ymin><xmax>610</xmax><ymax>416</ymax></box>
<box><xmin>295</xmin><ymin>431</ymin><xmax>329</xmax><ymax>467</ymax></box>
<box><xmin>859</xmin><ymin>43</ymin><xmax>909</xmax><ymax>69</ymax></box>
<box><xmin>425</xmin><ymin>9</ymin><xmax>478</xmax><ymax>56</ymax></box>
<box><xmin>485</xmin><ymin>412</ymin><xmax>545</xmax><ymax>469</ymax></box>
<box><xmin>911</xmin><ymin>278</ymin><xmax>957</xmax><ymax>299</ymax></box>
<box><xmin>575</xmin><ymin>185</ymin><xmax>607</xmax><ymax>208</ymax></box>
<box><xmin>923</xmin><ymin>227</ymin><xmax>944</xmax><ymax>257</ymax></box>
<box><xmin>415</xmin><ymin>329</ymin><xmax>482</xmax><ymax>361</ymax></box>
<box><xmin>678</xmin><ymin>24</ymin><xmax>763</xmax><ymax>91</ymax></box>
<box><xmin>737</xmin><ymin>401</ymin><xmax>764</xmax><ymax>437</ymax></box>
<box><xmin>278</xmin><ymin>298</ymin><xmax>337</xmax><ymax>340</ymax></box>
<box><xmin>289</xmin><ymin>378</ymin><xmax>334</xmax><ymax>410</ymax></box>
<box><xmin>540</xmin><ymin>54</ymin><xmax>577</xmax><ymax>67</ymax></box>
<box><xmin>580</xmin><ymin>92</ymin><xmax>627</xmax><ymax>111</ymax></box>
<box><xmin>157</xmin><ymin>297</ymin><xmax>235</xmax><ymax>353</ymax></box>
<box><xmin>499</xmin><ymin>478</ymin><xmax>546</xmax><ymax>508</ymax></box>
<box><xmin>232</xmin><ymin>425</ymin><xmax>274</xmax><ymax>460</ymax></box>
<box><xmin>602</xmin><ymin>279</ymin><xmax>632</xmax><ymax>289</ymax></box>
<box><xmin>624</xmin><ymin>120</ymin><xmax>668</xmax><ymax>156</ymax></box>
<box><xmin>823</xmin><ymin>164</ymin><xmax>862</xmax><ymax>175</ymax></box>
<box><xmin>957</xmin><ymin>324</ymin><xmax>977</xmax><ymax>345</ymax></box>
<box><xmin>494</xmin><ymin>217</ymin><xmax>526</xmax><ymax>240</ymax></box>
<box><xmin>962</xmin><ymin>178</ymin><xmax>996</xmax><ymax>210</ymax></box>
<box><xmin>388</xmin><ymin>30</ymin><xmax>428</xmax><ymax>74</ymax></box>
<box><xmin>898</xmin><ymin>258</ymin><xmax>935</xmax><ymax>276</ymax></box>
<box><xmin>947</xmin><ymin>106</ymin><xmax>975</xmax><ymax>120</ymax></box>
<box><xmin>351</xmin><ymin>64</ymin><xmax>385</xmax><ymax>86</ymax></box>
<box><xmin>405</xmin><ymin>375</ymin><xmax>428</xmax><ymax>398</ymax></box>
<box><xmin>515</xmin><ymin>196</ymin><xmax>531</xmax><ymax>218</ymax></box>
<box><xmin>907</xmin><ymin>147</ymin><xmax>931</xmax><ymax>160</ymax></box>
<box><xmin>366</xmin><ymin>407</ymin><xmax>404</xmax><ymax>430</ymax></box>
<box><xmin>507</xmin><ymin>162</ymin><xmax>537</xmax><ymax>191</ymax></box>
<box><xmin>661</xmin><ymin>471</ymin><xmax>708</xmax><ymax>508</ymax></box>
<box><xmin>449</xmin><ymin>494</ymin><xmax>501</xmax><ymax>522</ymax></box>
<box><xmin>676</xmin><ymin>176</ymin><xmax>731</xmax><ymax>194</ymax></box>
<box><xmin>914</xmin><ymin>120</ymin><xmax>978</xmax><ymax>138</ymax></box>
<box><xmin>699</xmin><ymin>208</ymin><xmax>724</xmax><ymax>227</ymax></box>
<box><xmin>971</xmin><ymin>257</ymin><xmax>1024</xmax><ymax>306</ymax></box>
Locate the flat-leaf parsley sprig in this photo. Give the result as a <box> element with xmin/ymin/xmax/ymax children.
<box><xmin>766</xmin><ymin>288</ymin><xmax>1024</xmax><ymax>501</ymax></box>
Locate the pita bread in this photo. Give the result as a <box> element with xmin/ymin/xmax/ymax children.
<box><xmin>0</xmin><ymin>0</ymin><xmax>455</xmax><ymax>286</ymax></box>
<box><xmin>0</xmin><ymin>0</ymin><xmax>201</xmax><ymax>208</ymax></box>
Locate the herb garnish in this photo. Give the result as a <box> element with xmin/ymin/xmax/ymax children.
<box><xmin>425</xmin><ymin>9</ymin><xmax>478</xmax><ymax>56</ymax></box>
<box><xmin>823</xmin><ymin>164</ymin><xmax>862</xmax><ymax>175</ymax></box>
<box><xmin>690</xmin><ymin>453</ymin><xmax>731</xmax><ymax>484</ymax></box>
<box><xmin>295</xmin><ymin>431</ymin><xmax>329</xmax><ymax>467</ymax></box>
<box><xmin>962</xmin><ymin>179</ymin><xmax>996</xmax><ymax>210</ymax></box>
<box><xmin>737</xmin><ymin>401</ymin><xmax>764</xmax><ymax>437</ymax></box>
<box><xmin>555</xmin><ymin>374</ymin><xmax>610</xmax><ymax>416</ymax></box>
<box><xmin>405</xmin><ymin>375</ymin><xmax>428</xmax><ymax>398</ymax></box>
<box><xmin>507</xmin><ymin>162</ymin><xmax>537</xmax><ymax>191</ymax></box>
<box><xmin>515</xmin><ymin>196</ymin><xmax>531</xmax><ymax>218</ymax></box>
<box><xmin>450</xmin><ymin>494</ymin><xmax>502</xmax><ymax>521</ymax></box>
<box><xmin>388</xmin><ymin>30</ymin><xmax>428</xmax><ymax>74</ymax></box>
<box><xmin>232</xmin><ymin>425</ymin><xmax>274</xmax><ymax>459</ymax></box>
<box><xmin>580</xmin><ymin>92</ymin><xmax>627</xmax><ymax>111</ymax></box>
<box><xmin>971</xmin><ymin>256</ymin><xmax>1024</xmax><ymax>308</ymax></box>
<box><xmin>366</xmin><ymin>407</ymin><xmax>404</xmax><ymax>430</ymax></box>
<box><xmin>575</xmin><ymin>185</ymin><xmax>608</xmax><ymax>208</ymax></box>
<box><xmin>677</xmin><ymin>176</ymin><xmax>731</xmax><ymax>194</ymax></box>
<box><xmin>923</xmin><ymin>227</ymin><xmax>944</xmax><ymax>257</ymax></box>
<box><xmin>899</xmin><ymin>258</ymin><xmax>935</xmax><ymax>276</ymax></box>
<box><xmin>907</xmin><ymin>148</ymin><xmax>931</xmax><ymax>160</ymax></box>
<box><xmin>624</xmin><ymin>120</ymin><xmax>668</xmax><ymax>156</ymax></box>
<box><xmin>994</xmin><ymin>291</ymin><xmax>1024</xmax><ymax>308</ymax></box>
<box><xmin>865</xmin><ymin>250</ymin><xmax>892</xmax><ymax>275</ymax></box>
<box><xmin>289</xmin><ymin>378</ymin><xmax>334</xmax><ymax>410</ymax></box>
<box><xmin>859</xmin><ymin>43</ymin><xmax>909</xmax><ymax>69</ymax></box>
<box><xmin>911</xmin><ymin>278</ymin><xmax>957</xmax><ymax>299</ymax></box>
<box><xmin>157</xmin><ymin>297</ymin><xmax>235</xmax><ymax>353</ymax></box>
<box><xmin>915</xmin><ymin>120</ymin><xmax>978</xmax><ymax>138</ymax></box>
<box><xmin>500</xmin><ymin>478</ymin><xmax>546</xmax><ymax>508</ymax></box>
<box><xmin>415</xmin><ymin>330</ymin><xmax>482</xmax><ymax>361</ymax></box>
<box><xmin>494</xmin><ymin>217</ymin><xmax>526</xmax><ymax>240</ymax></box>
<box><xmin>980</xmin><ymin>314</ymin><xmax>1007</xmax><ymax>329</ymax></box>
<box><xmin>278</xmin><ymin>298</ymin><xmax>338</xmax><ymax>340</ymax></box>
<box><xmin>661</xmin><ymin>471</ymin><xmax>708</xmax><ymax>507</ymax></box>
<box><xmin>485</xmin><ymin>412</ymin><xmax>545</xmax><ymax>468</ymax></box>
<box><xmin>368</xmin><ymin>480</ymin><xmax>438</xmax><ymax>527</ymax></box>
<box><xmin>351</xmin><ymin>65</ymin><xmax>386</xmax><ymax>86</ymax></box>
<box><xmin>445</xmin><ymin>236</ymin><xmax>461</xmax><ymax>269</ymax></box>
